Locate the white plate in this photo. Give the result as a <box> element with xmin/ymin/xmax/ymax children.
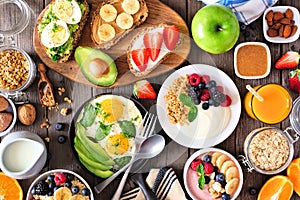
<box><xmin>156</xmin><ymin>64</ymin><xmax>241</xmax><ymax>148</ymax></box>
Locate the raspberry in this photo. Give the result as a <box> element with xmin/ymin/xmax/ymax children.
<box><xmin>190</xmin><ymin>159</ymin><xmax>202</xmax><ymax>171</ymax></box>
<box><xmin>201</xmin><ymin>75</ymin><xmax>210</xmax><ymax>84</ymax></box>
<box><xmin>189</xmin><ymin>73</ymin><xmax>201</xmax><ymax>86</ymax></box>
<box><xmin>200</xmin><ymin>89</ymin><xmax>210</xmax><ymax>101</ymax></box>
<box><xmin>220</xmin><ymin>95</ymin><xmax>232</xmax><ymax>107</ymax></box>
<box><xmin>204</xmin><ymin>163</ymin><xmax>214</xmax><ymax>175</ymax></box>
<box><xmin>217</xmin><ymin>86</ymin><xmax>224</xmax><ymax>92</ymax></box>
<box><xmin>54</xmin><ymin>173</ymin><xmax>66</xmax><ymax>185</ymax></box>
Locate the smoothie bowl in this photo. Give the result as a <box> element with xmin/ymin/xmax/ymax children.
<box><xmin>183</xmin><ymin>148</ymin><xmax>243</xmax><ymax>200</ymax></box>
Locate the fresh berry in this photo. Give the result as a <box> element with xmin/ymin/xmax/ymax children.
<box><xmin>131</xmin><ymin>49</ymin><xmax>150</xmax><ymax>72</ymax></box>
<box><xmin>208</xmin><ymin>99</ymin><xmax>215</xmax><ymax>105</ymax></box>
<box><xmin>216</xmin><ymin>173</ymin><xmax>225</xmax><ymax>182</ymax></box>
<box><xmin>191</xmin><ymin>86</ymin><xmax>198</xmax><ymax>91</ymax></box>
<box><xmin>202</xmin><ymin>75</ymin><xmax>210</xmax><ymax>84</ymax></box>
<box><xmin>190</xmin><ymin>159</ymin><xmax>202</xmax><ymax>171</ymax></box>
<box><xmin>213</xmin><ymin>101</ymin><xmax>220</xmax><ymax>107</ymax></box>
<box><xmin>163</xmin><ymin>25</ymin><xmax>180</xmax><ymax>51</ymax></box>
<box><xmin>275</xmin><ymin>51</ymin><xmax>300</xmax><ymax>69</ymax></box>
<box><xmin>35</xmin><ymin>180</ymin><xmax>49</xmax><ymax>195</ymax></box>
<box><xmin>209</xmin><ymin>86</ymin><xmax>217</xmax><ymax>93</ymax></box>
<box><xmin>189</xmin><ymin>73</ymin><xmax>201</xmax><ymax>86</ymax></box>
<box><xmin>188</xmin><ymin>90</ymin><xmax>197</xmax><ymax>98</ymax></box>
<box><xmin>66</xmin><ymin>174</ymin><xmax>75</xmax><ymax>181</ymax></box>
<box><xmin>214</xmin><ymin>166</ymin><xmax>219</xmax><ymax>172</ymax></box>
<box><xmin>203</xmin><ymin>155</ymin><xmax>212</xmax><ymax>163</ymax></box>
<box><xmin>133</xmin><ymin>80</ymin><xmax>157</xmax><ymax>99</ymax></box>
<box><xmin>202</xmin><ymin>102</ymin><xmax>209</xmax><ymax>110</ymax></box>
<box><xmin>193</xmin><ymin>98</ymin><xmax>200</xmax><ymax>105</ymax></box>
<box><xmin>221</xmin><ymin>193</ymin><xmax>231</xmax><ymax>200</ymax></box>
<box><xmin>200</xmin><ymin>89</ymin><xmax>210</xmax><ymax>101</ymax></box>
<box><xmin>57</xmin><ymin>135</ymin><xmax>66</xmax><ymax>144</ymax></box>
<box><xmin>249</xmin><ymin>187</ymin><xmax>258</xmax><ymax>195</ymax></box>
<box><xmin>55</xmin><ymin>123</ymin><xmax>64</xmax><ymax>131</ymax></box>
<box><xmin>198</xmin><ymin>82</ymin><xmax>206</xmax><ymax>89</ymax></box>
<box><xmin>48</xmin><ymin>182</ymin><xmax>55</xmax><ymax>190</ymax></box>
<box><xmin>71</xmin><ymin>186</ymin><xmax>80</xmax><ymax>194</ymax></box>
<box><xmin>217</xmin><ymin>86</ymin><xmax>224</xmax><ymax>92</ymax></box>
<box><xmin>143</xmin><ymin>32</ymin><xmax>163</xmax><ymax>61</ymax></box>
<box><xmin>54</xmin><ymin>173</ymin><xmax>66</xmax><ymax>185</ymax></box>
<box><xmin>47</xmin><ymin>175</ymin><xmax>55</xmax><ymax>182</ymax></box>
<box><xmin>204</xmin><ymin>176</ymin><xmax>211</xmax><ymax>184</ymax></box>
<box><xmin>204</xmin><ymin>163</ymin><xmax>214</xmax><ymax>174</ymax></box>
<box><xmin>53</xmin><ymin>186</ymin><xmax>61</xmax><ymax>192</ymax></box>
<box><xmin>220</xmin><ymin>95</ymin><xmax>232</xmax><ymax>107</ymax></box>
<box><xmin>48</xmin><ymin>191</ymin><xmax>54</xmax><ymax>196</ymax></box>
<box><xmin>206</xmin><ymin>80</ymin><xmax>216</xmax><ymax>88</ymax></box>
<box><xmin>289</xmin><ymin>69</ymin><xmax>300</xmax><ymax>93</ymax></box>
<box><xmin>212</xmin><ymin>91</ymin><xmax>225</xmax><ymax>103</ymax></box>
<box><xmin>31</xmin><ymin>187</ymin><xmax>36</xmax><ymax>195</ymax></box>
<box><xmin>82</xmin><ymin>188</ymin><xmax>90</xmax><ymax>196</ymax></box>
<box><xmin>65</xmin><ymin>181</ymin><xmax>72</xmax><ymax>188</ymax></box>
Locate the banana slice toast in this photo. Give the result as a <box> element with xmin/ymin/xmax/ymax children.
<box><xmin>91</xmin><ymin>0</ymin><xmax>148</xmax><ymax>49</ymax></box>
<box><xmin>127</xmin><ymin>24</ymin><xmax>181</xmax><ymax>77</ymax></box>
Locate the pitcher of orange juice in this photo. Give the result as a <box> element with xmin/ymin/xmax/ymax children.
<box><xmin>244</xmin><ymin>83</ymin><xmax>292</xmax><ymax>124</ymax></box>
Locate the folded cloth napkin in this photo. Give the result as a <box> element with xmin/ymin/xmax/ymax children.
<box><xmin>201</xmin><ymin>0</ymin><xmax>278</xmax><ymax>25</ymax></box>
<box><xmin>120</xmin><ymin>167</ymin><xmax>187</xmax><ymax>200</ymax></box>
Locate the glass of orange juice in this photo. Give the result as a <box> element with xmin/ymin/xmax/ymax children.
<box><xmin>244</xmin><ymin>83</ymin><xmax>292</xmax><ymax>124</ymax></box>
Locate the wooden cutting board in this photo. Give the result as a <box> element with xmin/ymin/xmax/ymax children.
<box><xmin>33</xmin><ymin>0</ymin><xmax>191</xmax><ymax>88</ymax></box>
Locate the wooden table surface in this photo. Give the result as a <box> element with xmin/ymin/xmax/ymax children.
<box><xmin>2</xmin><ymin>0</ymin><xmax>300</xmax><ymax>199</ymax></box>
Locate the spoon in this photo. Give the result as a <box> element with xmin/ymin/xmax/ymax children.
<box><xmin>38</xmin><ymin>63</ymin><xmax>56</xmax><ymax>107</ymax></box>
<box><xmin>94</xmin><ymin>134</ymin><xmax>165</xmax><ymax>194</ymax></box>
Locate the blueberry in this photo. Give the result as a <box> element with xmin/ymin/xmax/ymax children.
<box><xmin>214</xmin><ymin>166</ymin><xmax>219</xmax><ymax>172</ymax></box>
<box><xmin>193</xmin><ymin>98</ymin><xmax>200</xmax><ymax>105</ymax></box>
<box><xmin>198</xmin><ymin>82</ymin><xmax>205</xmax><ymax>89</ymax></box>
<box><xmin>212</xmin><ymin>91</ymin><xmax>225</xmax><ymax>103</ymax></box>
<box><xmin>66</xmin><ymin>174</ymin><xmax>75</xmax><ymax>181</ymax></box>
<box><xmin>221</xmin><ymin>193</ymin><xmax>231</xmax><ymax>200</ymax></box>
<box><xmin>213</xmin><ymin>101</ymin><xmax>220</xmax><ymax>107</ymax></box>
<box><xmin>215</xmin><ymin>173</ymin><xmax>225</xmax><ymax>182</ymax></box>
<box><xmin>71</xmin><ymin>186</ymin><xmax>79</xmax><ymax>194</ymax></box>
<box><xmin>209</xmin><ymin>86</ymin><xmax>217</xmax><ymax>93</ymax></box>
<box><xmin>81</xmin><ymin>188</ymin><xmax>90</xmax><ymax>196</ymax></box>
<box><xmin>207</xmin><ymin>80</ymin><xmax>216</xmax><ymax>88</ymax></box>
<box><xmin>208</xmin><ymin>99</ymin><xmax>214</xmax><ymax>105</ymax></box>
<box><xmin>204</xmin><ymin>176</ymin><xmax>210</xmax><ymax>184</ymax></box>
<box><xmin>53</xmin><ymin>186</ymin><xmax>61</xmax><ymax>192</ymax></box>
<box><xmin>202</xmin><ymin>102</ymin><xmax>209</xmax><ymax>110</ymax></box>
<box><xmin>203</xmin><ymin>155</ymin><xmax>212</xmax><ymax>163</ymax></box>
<box><xmin>249</xmin><ymin>187</ymin><xmax>257</xmax><ymax>195</ymax></box>
<box><xmin>65</xmin><ymin>181</ymin><xmax>72</xmax><ymax>188</ymax></box>
<box><xmin>47</xmin><ymin>191</ymin><xmax>53</xmax><ymax>196</ymax></box>
<box><xmin>189</xmin><ymin>90</ymin><xmax>197</xmax><ymax>98</ymax></box>
<box><xmin>47</xmin><ymin>175</ymin><xmax>55</xmax><ymax>182</ymax></box>
<box><xmin>191</xmin><ymin>86</ymin><xmax>198</xmax><ymax>91</ymax></box>
<box><xmin>48</xmin><ymin>182</ymin><xmax>55</xmax><ymax>190</ymax></box>
<box><xmin>31</xmin><ymin>187</ymin><xmax>36</xmax><ymax>195</ymax></box>
<box><xmin>55</xmin><ymin>123</ymin><xmax>64</xmax><ymax>131</ymax></box>
<box><xmin>57</xmin><ymin>135</ymin><xmax>66</xmax><ymax>144</ymax></box>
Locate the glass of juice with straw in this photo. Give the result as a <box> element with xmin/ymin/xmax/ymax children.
<box><xmin>244</xmin><ymin>83</ymin><xmax>292</xmax><ymax>124</ymax></box>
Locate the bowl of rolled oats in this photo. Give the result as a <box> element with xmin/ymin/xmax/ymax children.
<box><xmin>0</xmin><ymin>46</ymin><xmax>36</xmax><ymax>93</ymax></box>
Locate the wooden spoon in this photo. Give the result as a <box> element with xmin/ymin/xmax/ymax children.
<box><xmin>38</xmin><ymin>63</ymin><xmax>56</xmax><ymax>107</ymax></box>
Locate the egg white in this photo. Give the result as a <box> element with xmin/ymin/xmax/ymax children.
<box><xmin>52</xmin><ymin>0</ymin><xmax>82</xmax><ymax>24</ymax></box>
<box><xmin>41</xmin><ymin>20</ymin><xmax>70</xmax><ymax>48</ymax></box>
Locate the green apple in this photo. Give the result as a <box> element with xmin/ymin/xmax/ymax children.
<box><xmin>191</xmin><ymin>4</ymin><xmax>240</xmax><ymax>54</ymax></box>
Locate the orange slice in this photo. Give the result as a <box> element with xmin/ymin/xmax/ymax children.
<box><xmin>0</xmin><ymin>172</ymin><xmax>23</xmax><ymax>200</ymax></box>
<box><xmin>258</xmin><ymin>175</ymin><xmax>293</xmax><ymax>200</ymax></box>
<box><xmin>287</xmin><ymin>158</ymin><xmax>300</xmax><ymax>196</ymax></box>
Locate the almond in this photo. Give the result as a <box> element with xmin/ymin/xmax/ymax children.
<box><xmin>283</xmin><ymin>25</ymin><xmax>292</xmax><ymax>38</ymax></box>
<box><xmin>267</xmin><ymin>20</ymin><xmax>273</xmax><ymax>27</ymax></box>
<box><xmin>290</xmin><ymin>25</ymin><xmax>298</xmax><ymax>37</ymax></box>
<box><xmin>279</xmin><ymin>25</ymin><xmax>284</xmax><ymax>37</ymax></box>
<box><xmin>285</xmin><ymin>8</ymin><xmax>293</xmax><ymax>19</ymax></box>
<box><xmin>273</xmin><ymin>12</ymin><xmax>284</xmax><ymax>21</ymax></box>
<box><xmin>271</xmin><ymin>23</ymin><xmax>282</xmax><ymax>30</ymax></box>
<box><xmin>280</xmin><ymin>18</ymin><xmax>291</xmax><ymax>25</ymax></box>
<box><xmin>267</xmin><ymin>28</ymin><xmax>278</xmax><ymax>37</ymax></box>
<box><xmin>290</xmin><ymin>20</ymin><xmax>295</xmax><ymax>25</ymax></box>
<box><xmin>265</xmin><ymin>10</ymin><xmax>274</xmax><ymax>21</ymax></box>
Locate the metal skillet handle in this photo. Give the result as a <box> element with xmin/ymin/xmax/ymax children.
<box><xmin>131</xmin><ymin>173</ymin><xmax>158</xmax><ymax>200</ymax></box>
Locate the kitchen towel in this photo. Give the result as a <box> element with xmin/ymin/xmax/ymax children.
<box><xmin>201</xmin><ymin>0</ymin><xmax>278</xmax><ymax>25</ymax></box>
<box><xmin>120</xmin><ymin>167</ymin><xmax>187</xmax><ymax>200</ymax></box>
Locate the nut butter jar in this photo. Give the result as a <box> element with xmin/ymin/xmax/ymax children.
<box><xmin>239</xmin><ymin>96</ymin><xmax>300</xmax><ymax>175</ymax></box>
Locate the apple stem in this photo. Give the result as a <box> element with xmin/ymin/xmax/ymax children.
<box><xmin>216</xmin><ymin>25</ymin><xmax>223</xmax><ymax>31</ymax></box>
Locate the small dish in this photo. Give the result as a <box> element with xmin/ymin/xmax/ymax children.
<box><xmin>263</xmin><ymin>6</ymin><xmax>300</xmax><ymax>43</ymax></box>
<box><xmin>234</xmin><ymin>42</ymin><xmax>271</xmax><ymax>79</ymax></box>
<box><xmin>0</xmin><ymin>93</ymin><xmax>17</xmax><ymax>137</ymax></box>
<box><xmin>183</xmin><ymin>148</ymin><xmax>243</xmax><ymax>200</ymax></box>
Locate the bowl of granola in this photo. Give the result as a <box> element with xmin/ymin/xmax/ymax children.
<box><xmin>183</xmin><ymin>148</ymin><xmax>243</xmax><ymax>200</ymax></box>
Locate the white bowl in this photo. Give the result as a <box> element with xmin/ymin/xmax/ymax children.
<box><xmin>183</xmin><ymin>148</ymin><xmax>243</xmax><ymax>200</ymax></box>
<box><xmin>263</xmin><ymin>6</ymin><xmax>300</xmax><ymax>43</ymax></box>
<box><xmin>26</xmin><ymin>169</ymin><xmax>94</xmax><ymax>200</ymax></box>
<box><xmin>0</xmin><ymin>93</ymin><xmax>17</xmax><ymax>137</ymax></box>
<box><xmin>234</xmin><ymin>42</ymin><xmax>271</xmax><ymax>79</ymax></box>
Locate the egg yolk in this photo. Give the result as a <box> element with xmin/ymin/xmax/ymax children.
<box><xmin>106</xmin><ymin>134</ymin><xmax>129</xmax><ymax>155</ymax></box>
<box><xmin>49</xmin><ymin>24</ymin><xmax>67</xmax><ymax>44</ymax></box>
<box><xmin>54</xmin><ymin>0</ymin><xmax>74</xmax><ymax>20</ymax></box>
<box><xmin>101</xmin><ymin>98</ymin><xmax>124</xmax><ymax>123</ymax></box>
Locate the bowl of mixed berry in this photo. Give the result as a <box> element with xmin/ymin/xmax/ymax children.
<box><xmin>27</xmin><ymin>169</ymin><xmax>93</xmax><ymax>200</ymax></box>
<box><xmin>183</xmin><ymin>148</ymin><xmax>243</xmax><ymax>200</ymax></box>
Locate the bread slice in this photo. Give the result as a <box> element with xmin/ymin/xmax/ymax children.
<box><xmin>127</xmin><ymin>24</ymin><xmax>181</xmax><ymax>77</ymax></box>
<box><xmin>36</xmin><ymin>0</ymin><xmax>90</xmax><ymax>63</ymax></box>
<box><xmin>91</xmin><ymin>0</ymin><xmax>148</xmax><ymax>49</ymax></box>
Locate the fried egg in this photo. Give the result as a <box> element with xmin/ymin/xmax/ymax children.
<box><xmin>41</xmin><ymin>20</ymin><xmax>70</xmax><ymax>48</ymax></box>
<box><xmin>52</xmin><ymin>0</ymin><xmax>82</xmax><ymax>24</ymax></box>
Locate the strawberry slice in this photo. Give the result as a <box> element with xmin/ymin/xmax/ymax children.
<box><xmin>289</xmin><ymin>69</ymin><xmax>300</xmax><ymax>93</ymax></box>
<box><xmin>275</xmin><ymin>51</ymin><xmax>300</xmax><ymax>69</ymax></box>
<box><xmin>133</xmin><ymin>80</ymin><xmax>157</xmax><ymax>99</ymax></box>
<box><xmin>131</xmin><ymin>49</ymin><xmax>150</xmax><ymax>72</ymax></box>
<box><xmin>143</xmin><ymin>32</ymin><xmax>163</xmax><ymax>61</ymax></box>
<box><xmin>163</xmin><ymin>25</ymin><xmax>180</xmax><ymax>51</ymax></box>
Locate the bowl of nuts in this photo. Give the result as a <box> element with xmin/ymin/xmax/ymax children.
<box><xmin>0</xmin><ymin>46</ymin><xmax>36</xmax><ymax>93</ymax></box>
<box><xmin>0</xmin><ymin>93</ymin><xmax>17</xmax><ymax>137</ymax></box>
<box><xmin>263</xmin><ymin>6</ymin><xmax>300</xmax><ymax>43</ymax></box>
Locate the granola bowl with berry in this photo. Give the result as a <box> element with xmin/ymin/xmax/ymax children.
<box><xmin>26</xmin><ymin>169</ymin><xmax>94</xmax><ymax>200</ymax></box>
<box><xmin>183</xmin><ymin>148</ymin><xmax>243</xmax><ymax>200</ymax></box>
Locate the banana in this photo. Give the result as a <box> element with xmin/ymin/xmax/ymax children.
<box><xmin>216</xmin><ymin>154</ymin><xmax>228</xmax><ymax>170</ymax></box>
<box><xmin>225</xmin><ymin>166</ymin><xmax>239</xmax><ymax>182</ymax></box>
<box><xmin>54</xmin><ymin>187</ymin><xmax>72</xmax><ymax>200</ymax></box>
<box><xmin>122</xmin><ymin>0</ymin><xmax>140</xmax><ymax>15</ymax></box>
<box><xmin>220</xmin><ymin>160</ymin><xmax>235</xmax><ymax>174</ymax></box>
<box><xmin>211</xmin><ymin>152</ymin><xmax>222</xmax><ymax>166</ymax></box>
<box><xmin>225</xmin><ymin>178</ymin><xmax>239</xmax><ymax>195</ymax></box>
<box><xmin>116</xmin><ymin>12</ymin><xmax>133</xmax><ymax>30</ymax></box>
<box><xmin>69</xmin><ymin>195</ymin><xmax>86</xmax><ymax>200</ymax></box>
<box><xmin>98</xmin><ymin>24</ymin><xmax>116</xmax><ymax>41</ymax></box>
<box><xmin>100</xmin><ymin>4</ymin><xmax>118</xmax><ymax>22</ymax></box>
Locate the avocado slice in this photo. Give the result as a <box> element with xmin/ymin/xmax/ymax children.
<box><xmin>79</xmin><ymin>157</ymin><xmax>114</xmax><ymax>178</ymax></box>
<box><xmin>75</xmin><ymin>46</ymin><xmax>118</xmax><ymax>86</ymax></box>
<box><xmin>80</xmin><ymin>103</ymin><xmax>97</xmax><ymax>128</ymax></box>
<box><xmin>76</xmin><ymin>123</ymin><xmax>115</xmax><ymax>166</ymax></box>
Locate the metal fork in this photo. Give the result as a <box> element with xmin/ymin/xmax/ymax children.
<box><xmin>94</xmin><ymin>112</ymin><xmax>157</xmax><ymax>194</ymax></box>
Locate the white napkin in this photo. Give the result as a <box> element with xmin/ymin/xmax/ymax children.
<box><xmin>201</xmin><ymin>0</ymin><xmax>278</xmax><ymax>25</ymax></box>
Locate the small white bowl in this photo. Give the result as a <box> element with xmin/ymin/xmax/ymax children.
<box><xmin>0</xmin><ymin>93</ymin><xmax>17</xmax><ymax>137</ymax></box>
<box><xmin>183</xmin><ymin>148</ymin><xmax>243</xmax><ymax>200</ymax></box>
<box><xmin>234</xmin><ymin>42</ymin><xmax>271</xmax><ymax>79</ymax></box>
<box><xmin>27</xmin><ymin>169</ymin><xmax>94</xmax><ymax>200</ymax></box>
<box><xmin>263</xmin><ymin>6</ymin><xmax>300</xmax><ymax>43</ymax></box>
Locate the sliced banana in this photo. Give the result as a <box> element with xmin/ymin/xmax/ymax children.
<box><xmin>122</xmin><ymin>0</ymin><xmax>140</xmax><ymax>15</ymax></box>
<box><xmin>116</xmin><ymin>12</ymin><xmax>133</xmax><ymax>30</ymax></box>
<box><xmin>216</xmin><ymin>154</ymin><xmax>228</xmax><ymax>169</ymax></box>
<box><xmin>225</xmin><ymin>166</ymin><xmax>239</xmax><ymax>182</ymax></box>
<box><xmin>100</xmin><ymin>4</ymin><xmax>118</xmax><ymax>22</ymax></box>
<box><xmin>225</xmin><ymin>178</ymin><xmax>239</xmax><ymax>195</ymax></box>
<box><xmin>211</xmin><ymin>152</ymin><xmax>222</xmax><ymax>166</ymax></box>
<box><xmin>54</xmin><ymin>187</ymin><xmax>72</xmax><ymax>200</ymax></box>
<box><xmin>220</xmin><ymin>160</ymin><xmax>235</xmax><ymax>174</ymax></box>
<box><xmin>98</xmin><ymin>24</ymin><xmax>116</xmax><ymax>41</ymax></box>
<box><xmin>69</xmin><ymin>195</ymin><xmax>86</xmax><ymax>200</ymax></box>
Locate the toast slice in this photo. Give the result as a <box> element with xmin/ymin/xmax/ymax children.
<box><xmin>91</xmin><ymin>0</ymin><xmax>148</xmax><ymax>49</ymax></box>
<box><xmin>127</xmin><ymin>24</ymin><xmax>181</xmax><ymax>77</ymax></box>
<box><xmin>36</xmin><ymin>0</ymin><xmax>90</xmax><ymax>63</ymax></box>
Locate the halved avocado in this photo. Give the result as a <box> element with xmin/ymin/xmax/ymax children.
<box><xmin>75</xmin><ymin>46</ymin><xmax>118</xmax><ymax>86</ymax></box>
